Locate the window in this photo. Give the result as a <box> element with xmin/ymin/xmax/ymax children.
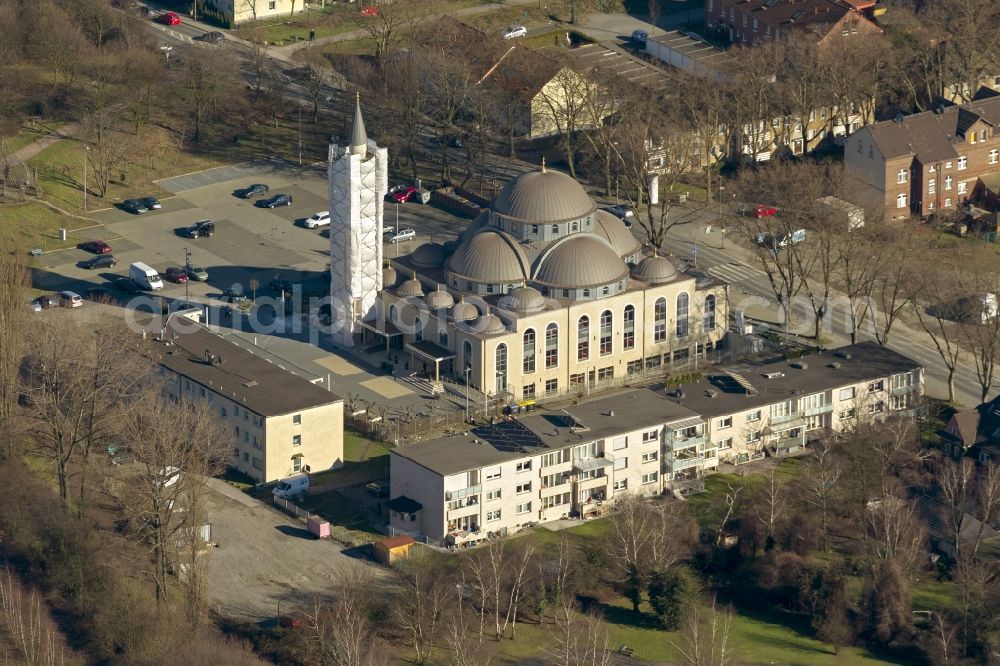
<box><xmin>516</xmin><ymin>502</ymin><xmax>532</xmax><ymax>515</ymax></box>
<box><xmin>292</xmin><ymin>414</ymin><xmax>302</xmax><ymax>425</ymax></box>
<box><xmin>545</xmin><ymin>378</ymin><xmax>558</xmax><ymax>396</ymax></box>
<box><xmin>220</xmin><ymin>406</ymin><xmax>227</xmax><ymax>417</ymax></box>
<box><xmin>718</xmin><ymin>437</ymin><xmax>733</xmax><ymax>450</ymax></box>
<box><xmin>495</xmin><ymin>344</ymin><xmax>508</xmax><ymax>393</ymax></box>
<box><xmin>599</xmin><ymin>310</ymin><xmax>613</xmax><ymax>356</ymax></box>
<box><xmin>243</xmin><ymin>452</ymin><xmax>249</xmax><ymax>462</ymax></box>
<box><xmin>869</xmin><ymin>380</ymin><xmax>884</xmax><ymax>392</ymax></box>
<box><xmin>717</xmin><ymin>416</ymin><xmax>733</xmax><ymax>429</ymax></box>
<box><xmin>571</xmin><ymin>372</ymin><xmax>585</xmax><ymax>386</ymax></box>
<box><xmin>676</xmin><ymin>293</ymin><xmax>689</xmax><ymax>337</ymax></box>
<box><xmin>516</xmin><ymin>482</ymin><xmax>532</xmax><ymax>494</ymax></box>
<box><xmin>654</xmin><ymin>298</ymin><xmax>667</xmax><ymax>342</ymax></box>
<box><xmin>627</xmin><ymin>359</ymin><xmax>643</xmax><ymax>375</ymax></box>
<box><xmin>896</xmin><ymin>193</ymin><xmax>907</xmax><ymax>209</ymax></box>
<box><xmin>597</xmin><ymin>366</ymin><xmax>613</xmax><ymax>382</ymax></box>
<box><xmin>839</xmin><ymin>387</ymin><xmax>856</xmax><ymax>400</ymax></box>
<box><xmin>583</xmin><ymin>288</ymin><xmax>590</xmax><ymax>298</ymax></box>
<box><xmin>945</xmin><ymin>198</ymin><xmax>952</xmax><ymax>207</ymax></box>
<box><xmin>516</xmin><ymin>461</ymin><xmax>532</xmax><ymax>473</ymax></box>
<box><xmin>958</xmin><ymin>156</ymin><xmax>968</xmax><ymax>170</ymax></box>
<box><xmin>612</xmin><ymin>436</ymin><xmax>627</xmax><ymax>450</ymax></box>
<box><xmin>464</xmin><ymin>340</ymin><xmax>473</xmax><ymax>367</ymax></box>
<box><xmin>896</xmin><ymin>168</ymin><xmax>907</xmax><ymax>184</ymax></box>
<box><xmin>485</xmin><ymin>466</ymin><xmax>502</xmax><ymax>480</ymax></box>
<box><xmin>486</xmin><ymin>489</ymin><xmax>501</xmax><ymax>501</ymax></box>
<box><xmin>746</xmin><ymin>431</ymin><xmax>762</xmax><ymax>443</ymax></box>
<box><xmin>541</xmin><ymin>449</ymin><xmax>570</xmax><ymax>467</ymax></box>
<box><xmin>577</xmin><ymin>316</ymin><xmax>589</xmax><ymax>361</ymax></box>
<box><xmin>521</xmin><ymin>328</ymin><xmax>536</xmax><ymax>374</ymax></box>
<box><xmin>623</xmin><ymin>305</ymin><xmax>636</xmax><ymax>350</ymax></box>
<box><xmin>234</xmin><ymin>406</ymin><xmax>239</xmax><ymax>417</ymax></box>
<box><xmin>571</xmin><ymin>221</ymin><xmax>578</xmax><ymax>232</ymax></box>
<box><xmin>641</xmin><ymin>451</ymin><xmax>658</xmax><ymax>463</ymax></box>
<box><xmin>485</xmin><ymin>510</ymin><xmax>501</xmax><ymax>521</ymax></box>
<box><xmin>542</xmin><ymin>473</ymin><xmax>566</xmax><ymax>488</ymax></box>
<box><xmin>522</xmin><ymin>383</ymin><xmax>535</xmax><ymax>399</ymax></box>
<box><xmin>642</xmin><ymin>429</ymin><xmax>659</xmax><ymax>443</ymax></box>
<box><xmin>292</xmin><ymin>456</ymin><xmax>302</xmax><ymax>472</ymax></box>
<box><xmin>243</xmin><ymin>432</ymin><xmax>249</xmax><ymax>443</ymax></box>
<box><xmin>746</xmin><ymin>410</ymin><xmax>761</xmax><ymax>422</ymax></box>
<box><xmin>840</xmin><ymin>408</ymin><xmax>857</xmax><ymax>420</ymax></box>
<box><xmin>770</xmin><ymin>401</ymin><xmax>792</xmax><ymax>418</ymax></box>
<box><xmin>891</xmin><ymin>393</ymin><xmax>913</xmax><ymax>410</ymax></box>
<box><xmin>868</xmin><ymin>401</ymin><xmax>885</xmax><ymax>414</ymax></box>
<box><xmin>541</xmin><ymin>493</ymin><xmax>570</xmax><ymax>509</ymax></box>
<box><xmin>268</xmin><ymin>0</ymin><xmax>276</xmax><ymax>8</ymax></box>
<box><xmin>613</xmin><ymin>479</ymin><xmax>628</xmax><ymax>491</ymax></box>
<box><xmin>990</xmin><ymin>149</ymin><xmax>999</xmax><ymax>165</ymax></box>
<box><xmin>970</xmin><ymin>131</ymin><xmax>977</xmax><ymax>143</ymax></box>
<box><xmin>545</xmin><ymin>323</ymin><xmax>558</xmax><ymax>369</ymax></box>
<box><xmin>292</xmin><ymin>435</ymin><xmax>301</xmax><ymax>446</ymax></box>
<box><xmin>704</xmin><ymin>295</ymin><xmax>716</xmax><ymax>331</ymax></box>
<box><xmin>958</xmin><ymin>181</ymin><xmax>967</xmax><ymax>195</ymax></box>
<box><xmin>928</xmin><ymin>179</ymin><xmax>936</xmax><ymax>195</ymax></box>
<box><xmin>641</xmin><ymin>472</ymin><xmax>658</xmax><ymax>485</ymax></box>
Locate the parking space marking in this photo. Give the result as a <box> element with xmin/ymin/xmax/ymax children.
<box><xmin>360</xmin><ymin>377</ymin><xmax>414</xmax><ymax>399</ymax></box>
<box><xmin>315</xmin><ymin>355</ymin><xmax>365</xmax><ymax>376</ymax></box>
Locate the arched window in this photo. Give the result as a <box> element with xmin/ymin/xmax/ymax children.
<box><xmin>577</xmin><ymin>316</ymin><xmax>590</xmax><ymax>361</ymax></box>
<box><xmin>551</xmin><ymin>224</ymin><xmax>559</xmax><ymax>235</ymax></box>
<box><xmin>439</xmin><ymin>331</ymin><xmax>449</xmax><ymax>347</ymax></box>
<box><xmin>704</xmin><ymin>295</ymin><xmax>716</xmax><ymax>332</ymax></box>
<box><xmin>599</xmin><ymin>310</ymin><xmax>613</xmax><ymax>356</ymax></box>
<box><xmin>495</xmin><ymin>344</ymin><xmax>508</xmax><ymax>393</ymax></box>
<box><xmin>389</xmin><ymin>304</ymin><xmax>398</xmax><ymax>324</ymax></box>
<box><xmin>463</xmin><ymin>340</ymin><xmax>473</xmax><ymax>368</ymax></box>
<box><xmin>676</xmin><ymin>293</ymin><xmax>689</xmax><ymax>337</ymax></box>
<box><xmin>582</xmin><ymin>288</ymin><xmax>591</xmax><ymax>298</ymax></box>
<box><xmin>545</xmin><ymin>323</ymin><xmax>558</xmax><ymax>369</ymax></box>
<box><xmin>523</xmin><ymin>328</ymin><xmax>536</xmax><ymax>374</ymax></box>
<box><xmin>623</xmin><ymin>305</ymin><xmax>636</xmax><ymax>350</ymax></box>
<box><xmin>654</xmin><ymin>297</ymin><xmax>667</xmax><ymax>342</ymax></box>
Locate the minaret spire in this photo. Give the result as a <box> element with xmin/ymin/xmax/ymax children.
<box><xmin>350</xmin><ymin>92</ymin><xmax>368</xmax><ymax>158</ymax></box>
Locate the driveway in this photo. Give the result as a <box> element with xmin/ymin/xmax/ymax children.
<box><xmin>204</xmin><ymin>478</ymin><xmax>386</xmax><ymax>621</ymax></box>
<box><xmin>577</xmin><ymin>5</ymin><xmax>704</xmax><ymax>43</ymax></box>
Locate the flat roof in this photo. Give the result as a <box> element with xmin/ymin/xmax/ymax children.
<box><xmin>148</xmin><ymin>321</ymin><xmax>342</xmax><ymax>417</ymax></box>
<box><xmin>570</xmin><ymin>42</ymin><xmax>676</xmax><ymax>93</ymax></box>
<box><xmin>646</xmin><ymin>31</ymin><xmax>735</xmax><ymax>69</ymax></box>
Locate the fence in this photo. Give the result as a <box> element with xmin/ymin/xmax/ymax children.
<box><xmin>270</xmin><ymin>496</ymin><xmax>378</xmax><ymax>549</ymax></box>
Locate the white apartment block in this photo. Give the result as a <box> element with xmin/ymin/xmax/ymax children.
<box><xmin>205</xmin><ymin>0</ymin><xmax>304</xmax><ymax>25</ymax></box>
<box><xmin>388</xmin><ymin>341</ymin><xmax>922</xmax><ymax>543</ymax></box>
<box><xmin>151</xmin><ymin>322</ymin><xmax>344</xmax><ymax>484</ymax></box>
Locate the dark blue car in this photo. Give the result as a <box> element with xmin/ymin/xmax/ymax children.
<box><xmin>260</xmin><ymin>194</ymin><xmax>293</xmax><ymax>208</ymax></box>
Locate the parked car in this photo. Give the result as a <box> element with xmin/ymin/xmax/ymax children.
<box><xmin>502</xmin><ymin>25</ymin><xmax>527</xmax><ymax>39</ymax></box>
<box><xmin>80</xmin><ymin>240</ymin><xmax>113</xmax><ymax>254</ymax></box>
<box><xmin>121</xmin><ymin>199</ymin><xmax>148</xmax><ymax>214</ymax></box>
<box><xmin>366</xmin><ymin>481</ymin><xmax>389</xmax><ymax>498</ymax></box>
<box><xmin>115</xmin><ymin>277</ymin><xmax>143</xmax><ymax>293</ymax></box>
<box><xmin>305</xmin><ymin>211</ymin><xmax>331</xmax><ymax>229</ymax></box>
<box><xmin>631</xmin><ymin>29</ymin><xmax>649</xmax><ymax>44</ymax></box>
<box><xmin>391</xmin><ymin>186</ymin><xmax>419</xmax><ymax>204</ymax></box>
<box><xmin>138</xmin><ymin>196</ymin><xmax>162</xmax><ymax>210</ymax></box>
<box><xmin>260</xmin><ymin>194</ymin><xmax>293</xmax><ymax>208</ymax></box>
<box><xmin>221</xmin><ymin>286</ymin><xmax>247</xmax><ymax>304</ymax></box>
<box><xmin>58</xmin><ymin>291</ymin><xmax>83</xmax><ymax>308</ymax></box>
<box><xmin>30</xmin><ymin>295</ymin><xmax>55</xmax><ymax>311</ymax></box>
<box><xmin>194</xmin><ymin>31</ymin><xmax>224</xmax><ymax>43</ymax></box>
<box><xmin>186</xmin><ymin>220</ymin><xmax>215</xmax><ymax>238</ymax></box>
<box><xmin>752</xmin><ymin>204</ymin><xmax>779</xmax><ymax>218</ymax></box>
<box><xmin>273</xmin><ymin>474</ymin><xmax>309</xmax><ymax>499</ymax></box>
<box><xmin>157</xmin><ymin>11</ymin><xmax>181</xmax><ymax>25</ymax></box>
<box><xmin>82</xmin><ymin>254</ymin><xmax>118</xmax><ymax>270</ymax></box>
<box><xmin>185</xmin><ymin>264</ymin><xmax>209</xmax><ymax>282</ymax></box>
<box><xmin>605</xmin><ymin>204</ymin><xmax>635</xmax><ymax>219</ymax></box>
<box><xmin>388</xmin><ymin>228</ymin><xmax>416</xmax><ymax>243</ymax></box>
<box><xmin>240</xmin><ymin>183</ymin><xmax>270</xmax><ymax>198</ymax></box>
<box><xmin>164</xmin><ymin>267</ymin><xmax>190</xmax><ymax>283</ymax></box>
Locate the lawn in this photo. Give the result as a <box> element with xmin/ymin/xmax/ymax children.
<box><xmin>0</xmin><ymin>202</ymin><xmax>102</xmax><ymax>253</ymax></box>
<box><xmin>303</xmin><ymin>430</ymin><xmax>392</xmax><ymax>491</ymax></box>
<box><xmin>1</xmin><ymin>119</ymin><xmax>69</xmax><ymax>156</ymax></box>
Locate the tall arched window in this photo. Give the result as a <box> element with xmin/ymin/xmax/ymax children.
<box><xmin>703</xmin><ymin>295</ymin><xmax>716</xmax><ymax>332</ymax></box>
<box><xmin>389</xmin><ymin>304</ymin><xmax>398</xmax><ymax>324</ymax></box>
<box><xmin>523</xmin><ymin>328</ymin><xmax>536</xmax><ymax>373</ymax></box>
<box><xmin>599</xmin><ymin>310</ymin><xmax>613</xmax><ymax>356</ymax></box>
<box><xmin>463</xmin><ymin>340</ymin><xmax>473</xmax><ymax>370</ymax></box>
<box><xmin>623</xmin><ymin>305</ymin><xmax>636</xmax><ymax>350</ymax></box>
<box><xmin>495</xmin><ymin>344</ymin><xmax>508</xmax><ymax>393</ymax></box>
<box><xmin>654</xmin><ymin>298</ymin><xmax>667</xmax><ymax>342</ymax></box>
<box><xmin>545</xmin><ymin>323</ymin><xmax>559</xmax><ymax>369</ymax></box>
<box><xmin>676</xmin><ymin>293</ymin><xmax>689</xmax><ymax>337</ymax></box>
<box><xmin>577</xmin><ymin>316</ymin><xmax>590</xmax><ymax>361</ymax></box>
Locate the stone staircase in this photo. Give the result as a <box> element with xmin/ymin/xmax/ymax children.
<box><xmin>401</xmin><ymin>373</ymin><xmax>444</xmax><ymax>395</ymax></box>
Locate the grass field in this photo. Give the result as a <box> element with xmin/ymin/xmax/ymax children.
<box><xmin>0</xmin><ymin>201</ymin><xmax>102</xmax><ymax>253</ymax></box>
<box><xmin>1</xmin><ymin>120</ymin><xmax>69</xmax><ymax>156</ymax></box>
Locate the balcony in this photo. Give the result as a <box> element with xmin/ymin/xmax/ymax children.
<box><xmin>667</xmin><ymin>455</ymin><xmax>704</xmax><ymax>472</ymax></box>
<box><xmin>803</xmin><ymin>404</ymin><xmax>833</xmax><ymax>417</ymax></box>
<box><xmin>891</xmin><ymin>384</ymin><xmax>914</xmax><ymax>396</ymax></box>
<box><xmin>769</xmin><ymin>412</ymin><xmax>802</xmax><ymax>425</ymax></box>
<box><xmin>447</xmin><ymin>502</ymin><xmax>481</xmax><ymax>520</ymax></box>
<box><xmin>578</xmin><ymin>475</ymin><xmax>609</xmax><ymax>491</ymax></box>
<box><xmin>666</xmin><ymin>433</ymin><xmax>706</xmax><ymax>449</ymax></box>
<box><xmin>446</xmin><ymin>484</ymin><xmax>482</xmax><ymax>501</ymax></box>
<box><xmin>541</xmin><ymin>475</ymin><xmax>571</xmax><ymax>492</ymax></box>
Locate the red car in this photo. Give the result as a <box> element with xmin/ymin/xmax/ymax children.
<box><xmin>752</xmin><ymin>204</ymin><xmax>779</xmax><ymax>218</ymax></box>
<box><xmin>80</xmin><ymin>240</ymin><xmax>112</xmax><ymax>254</ymax></box>
<box><xmin>157</xmin><ymin>12</ymin><xmax>181</xmax><ymax>25</ymax></box>
<box><xmin>391</xmin><ymin>186</ymin><xmax>418</xmax><ymax>204</ymax></box>
<box><xmin>164</xmin><ymin>267</ymin><xmax>189</xmax><ymax>283</ymax></box>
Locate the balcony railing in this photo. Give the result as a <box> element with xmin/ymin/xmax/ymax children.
<box><xmin>769</xmin><ymin>412</ymin><xmax>801</xmax><ymax>424</ymax></box>
<box><xmin>803</xmin><ymin>404</ymin><xmax>833</xmax><ymax>417</ymax></box>
<box><xmin>891</xmin><ymin>385</ymin><xmax>914</xmax><ymax>396</ymax></box>
<box><xmin>667</xmin><ymin>433</ymin><xmax>706</xmax><ymax>448</ymax></box>
<box><xmin>446</xmin><ymin>484</ymin><xmax>482</xmax><ymax>501</ymax></box>
<box><xmin>667</xmin><ymin>455</ymin><xmax>704</xmax><ymax>471</ymax></box>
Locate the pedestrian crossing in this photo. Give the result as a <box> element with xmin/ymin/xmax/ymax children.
<box><xmin>705</xmin><ymin>261</ymin><xmax>766</xmax><ymax>285</ymax></box>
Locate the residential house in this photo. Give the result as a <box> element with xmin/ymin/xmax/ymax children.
<box><xmin>150</xmin><ymin>321</ymin><xmax>344</xmax><ymax>483</ymax></box>
<box><xmin>204</xmin><ymin>0</ymin><xmax>303</xmax><ymax>25</ymax></box>
<box><xmin>705</xmin><ymin>0</ymin><xmax>881</xmax><ymax>47</ymax></box>
<box><xmin>388</xmin><ymin>341</ymin><xmax>922</xmax><ymax>543</ymax></box>
<box><xmin>939</xmin><ymin>394</ymin><xmax>1000</xmax><ymax>464</ymax></box>
<box><xmin>844</xmin><ymin>96</ymin><xmax>1000</xmax><ymax>220</ymax></box>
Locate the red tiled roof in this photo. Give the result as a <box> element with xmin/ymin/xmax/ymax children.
<box><xmin>379</xmin><ymin>535</ymin><xmax>415</xmax><ymax>549</ymax></box>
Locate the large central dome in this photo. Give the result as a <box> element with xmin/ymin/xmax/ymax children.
<box><xmin>492</xmin><ymin>169</ymin><xmax>596</xmax><ymax>222</ymax></box>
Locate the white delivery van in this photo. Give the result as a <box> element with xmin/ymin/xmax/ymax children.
<box><xmin>129</xmin><ymin>262</ymin><xmax>163</xmax><ymax>290</ymax></box>
<box><xmin>273</xmin><ymin>473</ymin><xmax>310</xmax><ymax>499</ymax></box>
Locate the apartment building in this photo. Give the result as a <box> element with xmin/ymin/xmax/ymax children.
<box><xmin>151</xmin><ymin>322</ymin><xmax>344</xmax><ymax>483</ymax></box>
<box><xmin>388</xmin><ymin>341</ymin><xmax>922</xmax><ymax>543</ymax></box>
<box><xmin>203</xmin><ymin>0</ymin><xmax>303</xmax><ymax>25</ymax></box>
<box><xmin>705</xmin><ymin>0</ymin><xmax>881</xmax><ymax>47</ymax></box>
<box><xmin>845</xmin><ymin>96</ymin><xmax>1000</xmax><ymax>219</ymax></box>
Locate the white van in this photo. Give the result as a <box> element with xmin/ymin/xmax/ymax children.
<box><xmin>129</xmin><ymin>262</ymin><xmax>163</xmax><ymax>291</ymax></box>
<box><xmin>273</xmin><ymin>473</ymin><xmax>309</xmax><ymax>499</ymax></box>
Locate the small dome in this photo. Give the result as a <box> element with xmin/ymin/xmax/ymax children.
<box><xmin>595</xmin><ymin>210</ymin><xmax>641</xmax><ymax>258</ymax></box>
<box><xmin>534</xmin><ymin>236</ymin><xmax>629</xmax><ymax>288</ymax></box>
<box><xmin>449</xmin><ymin>297</ymin><xmax>479</xmax><ymax>322</ymax></box>
<box><xmin>425</xmin><ymin>285</ymin><xmax>455</xmax><ymax>309</ymax></box>
<box><xmin>469</xmin><ymin>312</ymin><xmax>506</xmax><ymax>335</ymax></box>
<box><xmin>631</xmin><ymin>255</ymin><xmax>679</xmax><ymax>285</ymax></box>
<box><xmin>447</xmin><ymin>230</ymin><xmax>528</xmax><ymax>284</ymax></box>
<box><xmin>492</xmin><ymin>168</ymin><xmax>595</xmax><ymax>222</ymax></box>
<box><xmin>396</xmin><ymin>272</ymin><xmax>424</xmax><ymax>298</ymax></box>
<box><xmin>500</xmin><ymin>285</ymin><xmax>546</xmax><ymax>314</ymax></box>
<box><xmin>383</xmin><ymin>266</ymin><xmax>398</xmax><ymax>288</ymax></box>
<box><xmin>411</xmin><ymin>242</ymin><xmax>447</xmax><ymax>269</ymax></box>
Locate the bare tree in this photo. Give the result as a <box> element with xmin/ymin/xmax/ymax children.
<box><xmin>751</xmin><ymin>469</ymin><xmax>787</xmax><ymax>548</ymax></box>
<box><xmin>309</xmin><ymin>569</ymin><xmax>383</xmax><ymax>666</ymax></box>
<box><xmin>909</xmin><ymin>253</ymin><xmax>968</xmax><ymax>403</ymax></box>
<box><xmin>716</xmin><ymin>481</ymin><xmax>746</xmax><ymax>546</ymax></box>
<box><xmin>0</xmin><ymin>228</ymin><xmax>28</xmax><ymax>454</ymax></box>
<box><xmin>0</xmin><ymin>568</ymin><xmax>78</xmax><ymax>666</ymax></box>
<box><xmin>533</xmin><ymin>65</ymin><xmax>601</xmax><ymax>178</ymax></box>
<box><xmin>796</xmin><ymin>437</ymin><xmax>842</xmax><ymax>551</ymax></box>
<box><xmin>672</xmin><ymin>598</ymin><xmax>737</xmax><ymax>666</ymax></box>
<box><xmin>393</xmin><ymin>555</ymin><xmax>451</xmax><ymax>663</ymax></box>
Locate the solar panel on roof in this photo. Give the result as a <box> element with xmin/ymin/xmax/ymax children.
<box><xmin>474</xmin><ymin>420</ymin><xmax>549</xmax><ymax>452</ymax></box>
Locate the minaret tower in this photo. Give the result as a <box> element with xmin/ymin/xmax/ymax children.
<box><xmin>328</xmin><ymin>94</ymin><xmax>388</xmax><ymax>348</ymax></box>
